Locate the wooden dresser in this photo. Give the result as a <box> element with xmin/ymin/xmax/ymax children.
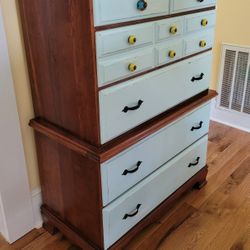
<box><xmin>19</xmin><ymin>1</ymin><xmax>217</xmax><ymax>249</ymax></box>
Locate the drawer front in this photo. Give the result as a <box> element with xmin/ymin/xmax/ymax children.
<box><xmin>99</xmin><ymin>51</ymin><xmax>212</xmax><ymax>143</ymax></box>
<box><xmin>96</xmin><ymin>23</ymin><xmax>154</xmax><ymax>57</ymax></box>
<box><xmin>184</xmin><ymin>29</ymin><xmax>214</xmax><ymax>55</ymax></box>
<box><xmin>186</xmin><ymin>10</ymin><xmax>216</xmax><ymax>33</ymax></box>
<box><xmin>156</xmin><ymin>17</ymin><xmax>184</xmax><ymax>41</ymax></box>
<box><xmin>98</xmin><ymin>47</ymin><xmax>155</xmax><ymax>86</ymax></box>
<box><xmin>103</xmin><ymin>136</ymin><xmax>208</xmax><ymax>249</ymax></box>
<box><xmin>170</xmin><ymin>0</ymin><xmax>216</xmax><ymax>14</ymax></box>
<box><xmin>156</xmin><ymin>39</ymin><xmax>183</xmax><ymax>66</ymax></box>
<box><xmin>94</xmin><ymin>0</ymin><xmax>170</xmax><ymax>26</ymax></box>
<box><xmin>101</xmin><ymin>103</ymin><xmax>211</xmax><ymax>206</ymax></box>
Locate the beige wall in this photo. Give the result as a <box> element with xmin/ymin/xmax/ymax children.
<box><xmin>211</xmin><ymin>0</ymin><xmax>250</xmax><ymax>89</ymax></box>
<box><xmin>0</xmin><ymin>0</ymin><xmax>39</xmax><ymax>189</ymax></box>
<box><xmin>1</xmin><ymin>0</ymin><xmax>250</xmax><ymax>190</ymax></box>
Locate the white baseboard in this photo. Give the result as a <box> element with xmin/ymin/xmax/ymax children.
<box><xmin>31</xmin><ymin>188</ymin><xmax>43</xmax><ymax>229</ymax></box>
<box><xmin>210</xmin><ymin>98</ymin><xmax>250</xmax><ymax>132</ymax></box>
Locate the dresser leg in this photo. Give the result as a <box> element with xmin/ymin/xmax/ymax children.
<box><xmin>43</xmin><ymin>220</ymin><xmax>58</xmax><ymax>235</ymax></box>
<box><xmin>194</xmin><ymin>178</ymin><xmax>208</xmax><ymax>190</ymax></box>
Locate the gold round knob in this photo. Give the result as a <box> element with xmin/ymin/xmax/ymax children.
<box><xmin>169</xmin><ymin>50</ymin><xmax>176</xmax><ymax>58</ymax></box>
<box><xmin>199</xmin><ymin>40</ymin><xmax>207</xmax><ymax>47</ymax></box>
<box><xmin>128</xmin><ymin>35</ymin><xmax>137</xmax><ymax>45</ymax></box>
<box><xmin>201</xmin><ymin>19</ymin><xmax>208</xmax><ymax>26</ymax></box>
<box><xmin>170</xmin><ymin>26</ymin><xmax>178</xmax><ymax>35</ymax></box>
<box><xmin>128</xmin><ymin>63</ymin><xmax>137</xmax><ymax>72</ymax></box>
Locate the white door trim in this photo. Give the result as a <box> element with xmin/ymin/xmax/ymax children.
<box><xmin>0</xmin><ymin>5</ymin><xmax>34</xmax><ymax>243</ymax></box>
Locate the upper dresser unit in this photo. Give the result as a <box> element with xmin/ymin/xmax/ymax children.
<box><xmin>93</xmin><ymin>0</ymin><xmax>216</xmax><ymax>26</ymax></box>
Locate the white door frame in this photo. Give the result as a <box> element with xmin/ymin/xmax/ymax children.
<box><xmin>0</xmin><ymin>5</ymin><xmax>34</xmax><ymax>243</ymax></box>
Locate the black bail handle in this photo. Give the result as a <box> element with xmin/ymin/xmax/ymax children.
<box><xmin>191</xmin><ymin>73</ymin><xmax>204</xmax><ymax>82</ymax></box>
<box><xmin>191</xmin><ymin>121</ymin><xmax>204</xmax><ymax>131</ymax></box>
<box><xmin>122</xmin><ymin>100</ymin><xmax>144</xmax><ymax>113</ymax></box>
<box><xmin>122</xmin><ymin>161</ymin><xmax>142</xmax><ymax>176</ymax></box>
<box><xmin>123</xmin><ymin>204</ymin><xmax>142</xmax><ymax>220</ymax></box>
<box><xmin>188</xmin><ymin>157</ymin><xmax>201</xmax><ymax>168</ymax></box>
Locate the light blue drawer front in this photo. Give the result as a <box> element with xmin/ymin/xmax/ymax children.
<box><xmin>96</xmin><ymin>23</ymin><xmax>154</xmax><ymax>57</ymax></box>
<box><xmin>94</xmin><ymin>0</ymin><xmax>170</xmax><ymax>26</ymax></box>
<box><xmin>97</xmin><ymin>47</ymin><xmax>155</xmax><ymax>87</ymax></box>
<box><xmin>170</xmin><ymin>0</ymin><xmax>216</xmax><ymax>14</ymax></box>
<box><xmin>101</xmin><ymin>102</ymin><xmax>211</xmax><ymax>206</ymax></box>
<box><xmin>103</xmin><ymin>135</ymin><xmax>208</xmax><ymax>249</ymax></box>
<box><xmin>185</xmin><ymin>10</ymin><xmax>216</xmax><ymax>33</ymax></box>
<box><xmin>99</xmin><ymin>51</ymin><xmax>212</xmax><ymax>143</ymax></box>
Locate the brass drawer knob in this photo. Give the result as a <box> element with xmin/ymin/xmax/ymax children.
<box><xmin>137</xmin><ymin>0</ymin><xmax>148</xmax><ymax>11</ymax></box>
<box><xmin>199</xmin><ymin>40</ymin><xmax>207</xmax><ymax>47</ymax></box>
<box><xmin>201</xmin><ymin>19</ymin><xmax>208</xmax><ymax>26</ymax></box>
<box><xmin>170</xmin><ymin>26</ymin><xmax>178</xmax><ymax>34</ymax></box>
<box><xmin>128</xmin><ymin>35</ymin><xmax>137</xmax><ymax>45</ymax></box>
<box><xmin>169</xmin><ymin>50</ymin><xmax>176</xmax><ymax>58</ymax></box>
<box><xmin>128</xmin><ymin>63</ymin><xmax>137</xmax><ymax>72</ymax></box>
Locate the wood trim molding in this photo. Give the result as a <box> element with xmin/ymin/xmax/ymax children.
<box><xmin>30</xmin><ymin>90</ymin><xmax>217</xmax><ymax>163</ymax></box>
<box><xmin>95</xmin><ymin>6</ymin><xmax>216</xmax><ymax>31</ymax></box>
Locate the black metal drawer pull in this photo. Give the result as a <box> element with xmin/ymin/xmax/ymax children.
<box><xmin>123</xmin><ymin>204</ymin><xmax>142</xmax><ymax>220</ymax></box>
<box><xmin>122</xmin><ymin>161</ymin><xmax>142</xmax><ymax>176</ymax></box>
<box><xmin>197</xmin><ymin>0</ymin><xmax>204</xmax><ymax>2</ymax></box>
<box><xmin>191</xmin><ymin>121</ymin><xmax>203</xmax><ymax>131</ymax></box>
<box><xmin>122</xmin><ymin>100</ymin><xmax>143</xmax><ymax>113</ymax></box>
<box><xmin>191</xmin><ymin>73</ymin><xmax>204</xmax><ymax>82</ymax></box>
<box><xmin>188</xmin><ymin>157</ymin><xmax>201</xmax><ymax>168</ymax></box>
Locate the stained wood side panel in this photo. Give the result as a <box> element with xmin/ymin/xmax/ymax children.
<box><xmin>18</xmin><ymin>0</ymin><xmax>101</xmax><ymax>145</ymax></box>
<box><xmin>35</xmin><ymin>133</ymin><xmax>104</xmax><ymax>248</ymax></box>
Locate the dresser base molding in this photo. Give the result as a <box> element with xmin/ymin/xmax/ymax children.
<box><xmin>41</xmin><ymin>166</ymin><xmax>208</xmax><ymax>250</ymax></box>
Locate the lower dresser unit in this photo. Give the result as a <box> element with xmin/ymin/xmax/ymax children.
<box><xmin>31</xmin><ymin>94</ymin><xmax>216</xmax><ymax>250</ymax></box>
<box><xmin>103</xmin><ymin>135</ymin><xmax>208</xmax><ymax>248</ymax></box>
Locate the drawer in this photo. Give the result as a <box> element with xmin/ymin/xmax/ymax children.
<box><xmin>184</xmin><ymin>29</ymin><xmax>214</xmax><ymax>55</ymax></box>
<box><xmin>156</xmin><ymin>39</ymin><xmax>183</xmax><ymax>66</ymax></box>
<box><xmin>97</xmin><ymin>47</ymin><xmax>155</xmax><ymax>86</ymax></box>
<box><xmin>103</xmin><ymin>135</ymin><xmax>208</xmax><ymax>249</ymax></box>
<box><xmin>99</xmin><ymin>51</ymin><xmax>212</xmax><ymax>143</ymax></box>
<box><xmin>170</xmin><ymin>0</ymin><xmax>216</xmax><ymax>14</ymax></box>
<box><xmin>93</xmin><ymin>0</ymin><xmax>170</xmax><ymax>26</ymax></box>
<box><xmin>96</xmin><ymin>23</ymin><xmax>154</xmax><ymax>57</ymax></box>
<box><xmin>185</xmin><ymin>10</ymin><xmax>216</xmax><ymax>33</ymax></box>
<box><xmin>156</xmin><ymin>17</ymin><xmax>184</xmax><ymax>42</ymax></box>
<box><xmin>101</xmin><ymin>103</ymin><xmax>211</xmax><ymax>206</ymax></box>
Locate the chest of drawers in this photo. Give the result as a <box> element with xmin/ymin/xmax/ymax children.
<box><xmin>19</xmin><ymin>1</ymin><xmax>217</xmax><ymax>249</ymax></box>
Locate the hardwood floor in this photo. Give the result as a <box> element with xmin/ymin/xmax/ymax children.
<box><xmin>1</xmin><ymin>121</ymin><xmax>250</xmax><ymax>250</ymax></box>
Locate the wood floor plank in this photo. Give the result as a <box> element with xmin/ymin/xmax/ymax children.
<box><xmin>184</xmin><ymin>142</ymin><xmax>250</xmax><ymax>208</ymax></box>
<box><xmin>157</xmin><ymin>174</ymin><xmax>250</xmax><ymax>250</ymax></box>
<box><xmin>204</xmin><ymin>198</ymin><xmax>250</xmax><ymax>250</ymax></box>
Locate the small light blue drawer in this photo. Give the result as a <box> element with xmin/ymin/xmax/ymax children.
<box><xmin>156</xmin><ymin>38</ymin><xmax>184</xmax><ymax>66</ymax></box>
<box><xmin>170</xmin><ymin>0</ymin><xmax>216</xmax><ymax>14</ymax></box>
<box><xmin>184</xmin><ymin>29</ymin><xmax>215</xmax><ymax>56</ymax></box>
<box><xmin>185</xmin><ymin>10</ymin><xmax>216</xmax><ymax>33</ymax></box>
<box><xmin>97</xmin><ymin>47</ymin><xmax>155</xmax><ymax>87</ymax></box>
